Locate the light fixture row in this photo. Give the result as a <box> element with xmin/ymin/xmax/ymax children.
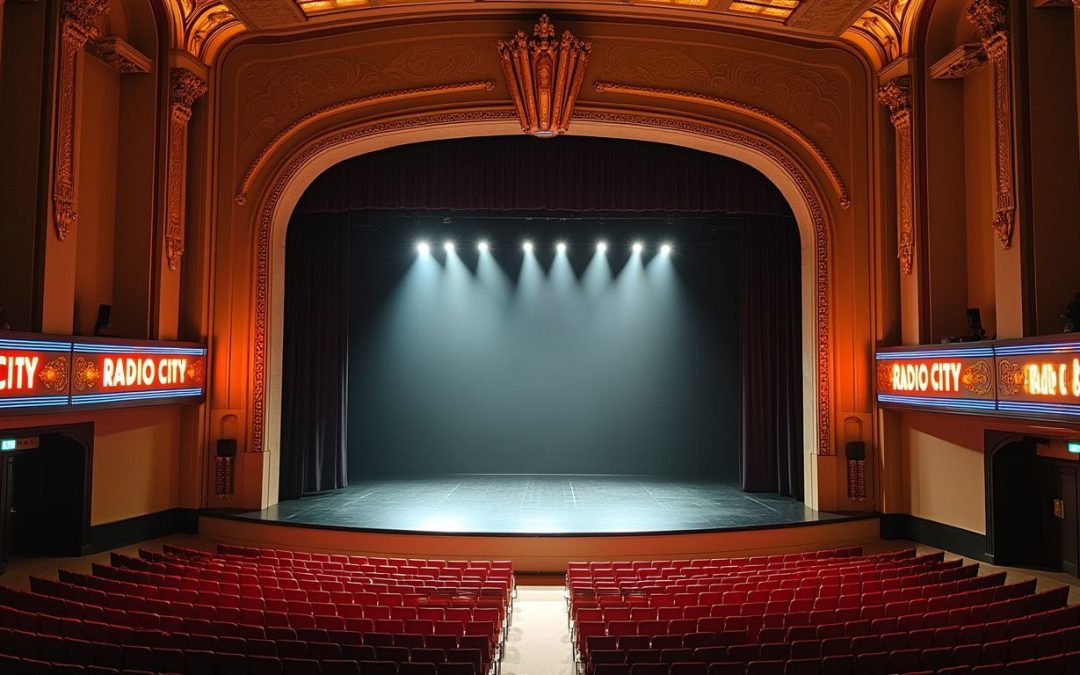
<box><xmin>416</xmin><ymin>240</ymin><xmax>673</xmax><ymax>255</ymax></box>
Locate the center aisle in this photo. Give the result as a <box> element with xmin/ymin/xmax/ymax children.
<box><xmin>502</xmin><ymin>585</ymin><xmax>576</xmax><ymax>675</ymax></box>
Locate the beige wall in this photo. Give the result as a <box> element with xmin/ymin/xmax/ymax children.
<box><xmin>900</xmin><ymin>412</ymin><xmax>986</xmax><ymax>534</ymax></box>
<box><xmin>0</xmin><ymin>406</ymin><xmax>184</xmax><ymax>526</ymax></box>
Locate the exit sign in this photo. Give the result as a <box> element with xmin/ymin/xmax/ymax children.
<box><xmin>0</xmin><ymin>437</ymin><xmax>39</xmax><ymax>451</ymax></box>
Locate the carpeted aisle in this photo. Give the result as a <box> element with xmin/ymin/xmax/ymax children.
<box><xmin>501</xmin><ymin>586</ymin><xmax>576</xmax><ymax>675</ymax></box>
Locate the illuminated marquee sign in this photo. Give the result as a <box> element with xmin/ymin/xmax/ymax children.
<box><xmin>0</xmin><ymin>332</ymin><xmax>206</xmax><ymax>414</ymax></box>
<box><xmin>995</xmin><ymin>339</ymin><xmax>1080</xmax><ymax>420</ymax></box>
<box><xmin>876</xmin><ymin>345</ymin><xmax>997</xmax><ymax>413</ymax></box>
<box><xmin>877</xmin><ymin>336</ymin><xmax>1080</xmax><ymax>423</ymax></box>
<box><xmin>0</xmin><ymin>336</ymin><xmax>73</xmax><ymax>412</ymax></box>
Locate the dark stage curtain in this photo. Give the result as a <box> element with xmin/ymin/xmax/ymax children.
<box><xmin>296</xmin><ymin>136</ymin><xmax>791</xmax><ymax>217</ymax></box>
<box><xmin>740</xmin><ymin>217</ymin><xmax>804</xmax><ymax>499</ymax></box>
<box><xmin>280</xmin><ymin>214</ymin><xmax>350</xmax><ymax>500</ymax></box>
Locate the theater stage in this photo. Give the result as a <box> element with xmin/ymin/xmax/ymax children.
<box><xmin>219</xmin><ymin>475</ymin><xmax>853</xmax><ymax>536</ymax></box>
<box><xmin>200</xmin><ymin>475</ymin><xmax>878</xmax><ymax>572</ymax></box>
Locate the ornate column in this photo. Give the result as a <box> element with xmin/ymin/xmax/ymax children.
<box><xmin>876</xmin><ymin>76</ymin><xmax>915</xmax><ymax>275</ymax></box>
<box><xmin>165</xmin><ymin>68</ymin><xmax>208</xmax><ymax>271</ymax></box>
<box><xmin>966</xmin><ymin>0</ymin><xmax>1016</xmax><ymax>248</ymax></box>
<box><xmin>52</xmin><ymin>0</ymin><xmax>109</xmax><ymax>240</ymax></box>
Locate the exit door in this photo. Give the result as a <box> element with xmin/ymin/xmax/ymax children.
<box><xmin>1041</xmin><ymin>461</ymin><xmax>1079</xmax><ymax>577</ymax></box>
<box><xmin>0</xmin><ymin>431</ymin><xmax>89</xmax><ymax>571</ymax></box>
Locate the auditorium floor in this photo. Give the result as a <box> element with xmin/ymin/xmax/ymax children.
<box><xmin>0</xmin><ymin>534</ymin><xmax>1077</xmax><ymax>675</ymax></box>
<box><xmin>215</xmin><ymin>475</ymin><xmax>861</xmax><ymax>535</ymax></box>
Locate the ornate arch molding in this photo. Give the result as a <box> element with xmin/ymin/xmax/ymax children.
<box><xmin>247</xmin><ymin>107</ymin><xmax>837</xmax><ymax>467</ymax></box>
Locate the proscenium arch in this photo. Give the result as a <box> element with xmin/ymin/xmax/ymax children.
<box><xmin>249</xmin><ymin>108</ymin><xmax>835</xmax><ymax>509</ymax></box>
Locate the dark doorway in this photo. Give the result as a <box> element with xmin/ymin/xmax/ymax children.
<box><xmin>1040</xmin><ymin>460</ymin><xmax>1079</xmax><ymax>577</ymax></box>
<box><xmin>0</xmin><ymin>426</ymin><xmax>92</xmax><ymax>572</ymax></box>
<box><xmin>984</xmin><ymin>434</ymin><xmax>1042</xmax><ymax>566</ymax></box>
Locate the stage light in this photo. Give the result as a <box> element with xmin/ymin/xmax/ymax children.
<box><xmin>523</xmin><ymin>240</ymin><xmax>534</xmax><ymax>252</ymax></box>
<box><xmin>596</xmin><ymin>241</ymin><xmax>608</xmax><ymax>253</ymax></box>
<box><xmin>660</xmin><ymin>243</ymin><xmax>673</xmax><ymax>255</ymax></box>
<box><xmin>416</xmin><ymin>241</ymin><xmax>431</xmax><ymax>255</ymax></box>
<box><xmin>443</xmin><ymin>241</ymin><xmax>455</xmax><ymax>253</ymax></box>
<box><xmin>632</xmin><ymin>241</ymin><xmax>644</xmax><ymax>253</ymax></box>
<box><xmin>477</xmin><ymin>240</ymin><xmax>489</xmax><ymax>253</ymax></box>
<box><xmin>556</xmin><ymin>241</ymin><xmax>567</xmax><ymax>253</ymax></box>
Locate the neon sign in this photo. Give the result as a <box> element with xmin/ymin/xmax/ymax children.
<box><xmin>0</xmin><ymin>332</ymin><xmax>207</xmax><ymax>414</ymax></box>
<box><xmin>0</xmin><ymin>336</ymin><xmax>73</xmax><ymax>411</ymax></box>
<box><xmin>875</xmin><ymin>346</ymin><xmax>996</xmax><ymax>413</ymax></box>
<box><xmin>995</xmin><ymin>340</ymin><xmax>1080</xmax><ymax>419</ymax></box>
<box><xmin>878</xmin><ymin>336</ymin><xmax>1080</xmax><ymax>422</ymax></box>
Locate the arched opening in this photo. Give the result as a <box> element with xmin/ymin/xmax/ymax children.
<box><xmin>0</xmin><ymin>424</ymin><xmax>93</xmax><ymax>572</ymax></box>
<box><xmin>275</xmin><ymin>136</ymin><xmax>805</xmax><ymax>529</ymax></box>
<box><xmin>250</xmin><ymin>113</ymin><xmax>835</xmax><ymax>513</ymax></box>
<box><xmin>247</xmin><ymin>111</ymin><xmax>842</xmax><ymax>516</ymax></box>
<box><xmin>984</xmin><ymin>433</ymin><xmax>1042</xmax><ymax>566</ymax></box>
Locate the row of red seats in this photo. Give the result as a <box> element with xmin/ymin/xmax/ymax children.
<box><xmin>0</xmin><ymin>648</ymin><xmax>477</xmax><ymax>674</ymax></box>
<box><xmin>569</xmin><ymin>552</ymin><xmax>949</xmax><ymax>596</ymax></box>
<box><xmin>569</xmin><ymin>554</ymin><xmax>955</xmax><ymax>604</ymax></box>
<box><xmin>213</xmin><ymin>543</ymin><xmax>513</xmax><ymax>571</ymax></box>
<box><xmin>168</xmin><ymin>544</ymin><xmax>513</xmax><ymax>580</ymax></box>
<box><xmin>567</xmin><ymin>547</ymin><xmax>865</xmax><ymax>575</ymax></box>
<box><xmin>572</xmin><ymin>568</ymin><xmax>996</xmax><ymax>624</ymax></box>
<box><xmin>586</xmin><ymin>616</ymin><xmax>1080</xmax><ymax>665</ymax></box>
<box><xmin>589</xmin><ymin>648</ymin><xmax>1079</xmax><ymax>675</ymax></box>
<box><xmin>567</xmin><ymin>549</ymin><xmax>914</xmax><ymax>585</ymax></box>
<box><xmin>118</xmin><ymin>553</ymin><xmax>512</xmax><ymax>599</ymax></box>
<box><xmin>53</xmin><ymin>573</ymin><xmax>499</xmax><ymax>621</ymax></box>
<box><xmin>573</xmin><ymin>560</ymin><xmax>975</xmax><ymax>604</ymax></box>
<box><xmin>0</xmin><ymin>625</ymin><xmax>487</xmax><ymax>672</ymax></box>
<box><xmin>81</xmin><ymin>566</ymin><xmax>506</xmax><ymax>615</ymax></box>
<box><xmin>123</xmin><ymin>552</ymin><xmax>513</xmax><ymax>593</ymax></box>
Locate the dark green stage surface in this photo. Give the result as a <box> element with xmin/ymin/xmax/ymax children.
<box><xmin>228</xmin><ymin>475</ymin><xmax>856</xmax><ymax>536</ymax></box>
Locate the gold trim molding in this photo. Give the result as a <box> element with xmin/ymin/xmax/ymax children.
<box><xmin>594</xmin><ymin>81</ymin><xmax>851</xmax><ymax>209</ymax></box>
<box><xmin>876</xmin><ymin>76</ymin><xmax>914</xmax><ymax>275</ymax></box>
<box><xmin>53</xmin><ymin>0</ymin><xmax>110</xmax><ymax>241</ymax></box>
<box><xmin>966</xmin><ymin>0</ymin><xmax>1015</xmax><ymax>249</ymax></box>
<box><xmin>928</xmin><ymin>43</ymin><xmax>986</xmax><ymax>80</ymax></box>
<box><xmin>87</xmin><ymin>36</ymin><xmax>152</xmax><ymax>73</ymax></box>
<box><xmin>234</xmin><ymin>80</ymin><xmax>496</xmax><ymax>204</ymax></box>
<box><xmin>248</xmin><ymin>108</ymin><xmax>836</xmax><ymax>458</ymax></box>
<box><xmin>166</xmin><ymin>68</ymin><xmax>208</xmax><ymax>271</ymax></box>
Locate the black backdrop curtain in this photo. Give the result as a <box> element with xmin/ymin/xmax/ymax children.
<box><xmin>280</xmin><ymin>214</ymin><xmax>350</xmax><ymax>500</ymax></box>
<box><xmin>283</xmin><ymin>135</ymin><xmax>803</xmax><ymax>499</ymax></box>
<box><xmin>295</xmin><ymin>136</ymin><xmax>791</xmax><ymax>217</ymax></box>
<box><xmin>739</xmin><ymin>217</ymin><xmax>804</xmax><ymax>499</ymax></box>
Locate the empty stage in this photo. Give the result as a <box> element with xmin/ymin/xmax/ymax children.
<box><xmin>201</xmin><ymin>476</ymin><xmax>878</xmax><ymax>571</ymax></box>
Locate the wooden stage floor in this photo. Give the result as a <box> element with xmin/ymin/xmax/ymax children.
<box><xmin>213</xmin><ymin>474</ymin><xmax>864</xmax><ymax>536</ymax></box>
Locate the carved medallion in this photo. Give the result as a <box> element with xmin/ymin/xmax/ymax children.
<box><xmin>497</xmin><ymin>15</ymin><xmax>590</xmax><ymax>137</ymax></box>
